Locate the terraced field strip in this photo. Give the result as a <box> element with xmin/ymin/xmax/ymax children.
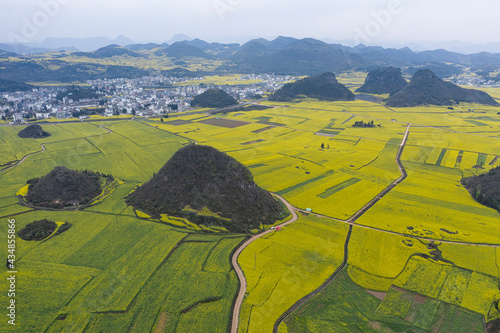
<box><xmin>435</xmin><ymin>148</ymin><xmax>447</xmax><ymax>166</ymax></box>
<box><xmin>342</xmin><ymin>115</ymin><xmax>356</xmax><ymax>124</ymax></box>
<box><xmin>276</xmin><ymin>170</ymin><xmax>334</xmax><ymax>196</ymax></box>
<box><xmin>455</xmin><ymin>150</ymin><xmax>464</xmax><ymax>168</ymax></box>
<box><xmin>476</xmin><ymin>153</ymin><xmax>488</xmax><ymax>167</ymax></box>
<box><xmin>465</xmin><ymin>119</ymin><xmax>488</xmax><ymax>126</ymax></box>
<box><xmin>317</xmin><ymin>178</ymin><xmax>361</xmax><ymax>199</ymax></box>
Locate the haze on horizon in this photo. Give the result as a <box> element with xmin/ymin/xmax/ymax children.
<box><xmin>1</xmin><ymin>0</ymin><xmax>499</xmax><ymax>53</ymax></box>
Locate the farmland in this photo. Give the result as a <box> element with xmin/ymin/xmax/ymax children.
<box><xmin>0</xmin><ymin>120</ymin><xmax>244</xmax><ymax>332</ymax></box>
<box><xmin>1</xmin><ymin>89</ymin><xmax>500</xmax><ymax>332</ymax></box>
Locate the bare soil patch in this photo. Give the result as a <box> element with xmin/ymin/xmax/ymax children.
<box><xmin>199</xmin><ymin>118</ymin><xmax>250</xmax><ymax>128</ymax></box>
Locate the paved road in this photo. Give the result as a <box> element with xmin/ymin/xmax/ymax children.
<box><xmin>230</xmin><ymin>195</ymin><xmax>298</xmax><ymax>333</ymax></box>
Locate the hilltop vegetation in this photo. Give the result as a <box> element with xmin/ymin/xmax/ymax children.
<box><xmin>25</xmin><ymin>166</ymin><xmax>111</xmax><ymax>208</ymax></box>
<box><xmin>385</xmin><ymin>69</ymin><xmax>499</xmax><ymax>107</ymax></box>
<box><xmin>18</xmin><ymin>124</ymin><xmax>50</xmax><ymax>138</ymax></box>
<box><xmin>18</xmin><ymin>219</ymin><xmax>72</xmax><ymax>241</ymax></box>
<box><xmin>269</xmin><ymin>72</ymin><xmax>355</xmax><ymax>102</ymax></box>
<box><xmin>190</xmin><ymin>88</ymin><xmax>238</xmax><ymax>108</ymax></box>
<box><xmin>126</xmin><ymin>145</ymin><xmax>284</xmax><ymax>232</ymax></box>
<box><xmin>356</xmin><ymin>66</ymin><xmax>407</xmax><ymax>95</ymax></box>
<box><xmin>56</xmin><ymin>85</ymin><xmax>99</xmax><ymax>101</ymax></box>
<box><xmin>462</xmin><ymin>166</ymin><xmax>500</xmax><ymax>211</ymax></box>
<box><xmin>0</xmin><ymin>78</ymin><xmax>34</xmax><ymax>92</ymax></box>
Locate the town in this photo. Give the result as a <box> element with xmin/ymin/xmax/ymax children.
<box><xmin>0</xmin><ymin>74</ymin><xmax>295</xmax><ymax>123</ymax></box>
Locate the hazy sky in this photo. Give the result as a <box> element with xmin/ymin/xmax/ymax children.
<box><xmin>1</xmin><ymin>0</ymin><xmax>499</xmax><ymax>46</ymax></box>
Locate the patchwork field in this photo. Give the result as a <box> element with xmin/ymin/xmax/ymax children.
<box><xmin>282</xmin><ymin>268</ymin><xmax>486</xmax><ymax>333</ymax></box>
<box><xmin>1</xmin><ymin>95</ymin><xmax>500</xmax><ymax>332</ymax></box>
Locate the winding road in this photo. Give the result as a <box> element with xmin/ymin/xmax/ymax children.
<box><xmin>0</xmin><ymin>143</ymin><xmax>46</xmax><ymax>174</ymax></box>
<box><xmin>230</xmin><ymin>195</ymin><xmax>299</xmax><ymax>333</ymax></box>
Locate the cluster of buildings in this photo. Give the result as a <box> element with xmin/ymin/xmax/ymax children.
<box><xmin>451</xmin><ymin>75</ymin><xmax>500</xmax><ymax>87</ymax></box>
<box><xmin>1</xmin><ymin>74</ymin><xmax>294</xmax><ymax>123</ymax></box>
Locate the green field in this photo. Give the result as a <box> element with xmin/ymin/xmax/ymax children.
<box><xmin>282</xmin><ymin>268</ymin><xmax>485</xmax><ymax>333</ymax></box>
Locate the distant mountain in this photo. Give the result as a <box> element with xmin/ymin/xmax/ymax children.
<box><xmin>268</xmin><ymin>36</ymin><xmax>298</xmax><ymax>49</ymax></box>
<box><xmin>167</xmin><ymin>34</ymin><xmax>193</xmax><ymax>44</ymax></box>
<box><xmin>385</xmin><ymin>69</ymin><xmax>499</xmax><ymax>107</ymax></box>
<box><xmin>0</xmin><ymin>49</ymin><xmax>17</xmax><ymax>58</ymax></box>
<box><xmin>75</xmin><ymin>44</ymin><xmax>141</xmax><ymax>58</ymax></box>
<box><xmin>124</xmin><ymin>43</ymin><xmax>160</xmax><ymax>51</ymax></box>
<box><xmin>0</xmin><ymin>78</ymin><xmax>35</xmax><ymax>92</ymax></box>
<box><xmin>417</xmin><ymin>49</ymin><xmax>465</xmax><ymax>63</ymax></box>
<box><xmin>156</xmin><ymin>42</ymin><xmax>212</xmax><ymax>59</ymax></box>
<box><xmin>0</xmin><ymin>36</ymin><xmax>135</xmax><ymax>54</ymax></box>
<box><xmin>352</xmin><ymin>45</ymin><xmax>425</xmax><ymax>67</ymax></box>
<box><xmin>125</xmin><ymin>145</ymin><xmax>284</xmax><ymax>232</ymax></box>
<box><xmin>229</xmin><ymin>38</ymin><xmax>365</xmax><ymax>75</ymax></box>
<box><xmin>183</xmin><ymin>39</ymin><xmax>240</xmax><ymax>58</ymax></box>
<box><xmin>4</xmin><ymin>36</ymin><xmax>500</xmax><ymax>82</ymax></box>
<box><xmin>32</xmin><ymin>35</ymin><xmax>134</xmax><ymax>52</ymax></box>
<box><xmin>0</xmin><ymin>43</ymin><xmax>54</xmax><ymax>54</ymax></box>
<box><xmin>93</xmin><ymin>44</ymin><xmax>141</xmax><ymax>58</ymax></box>
<box><xmin>356</xmin><ymin>67</ymin><xmax>407</xmax><ymax>95</ymax></box>
<box><xmin>404</xmin><ymin>63</ymin><xmax>463</xmax><ymax>79</ymax></box>
<box><xmin>191</xmin><ymin>89</ymin><xmax>238</xmax><ymax>108</ymax></box>
<box><xmin>270</xmin><ymin>72</ymin><xmax>355</xmax><ymax>102</ymax></box>
<box><xmin>0</xmin><ymin>59</ymin><xmax>149</xmax><ymax>83</ymax></box>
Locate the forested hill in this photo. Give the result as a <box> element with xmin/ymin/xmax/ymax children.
<box><xmin>269</xmin><ymin>72</ymin><xmax>355</xmax><ymax>102</ymax></box>
<box><xmin>385</xmin><ymin>69</ymin><xmax>499</xmax><ymax>107</ymax></box>
<box><xmin>462</xmin><ymin>166</ymin><xmax>500</xmax><ymax>212</ymax></box>
<box><xmin>125</xmin><ymin>145</ymin><xmax>285</xmax><ymax>232</ymax></box>
<box><xmin>356</xmin><ymin>67</ymin><xmax>407</xmax><ymax>95</ymax></box>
